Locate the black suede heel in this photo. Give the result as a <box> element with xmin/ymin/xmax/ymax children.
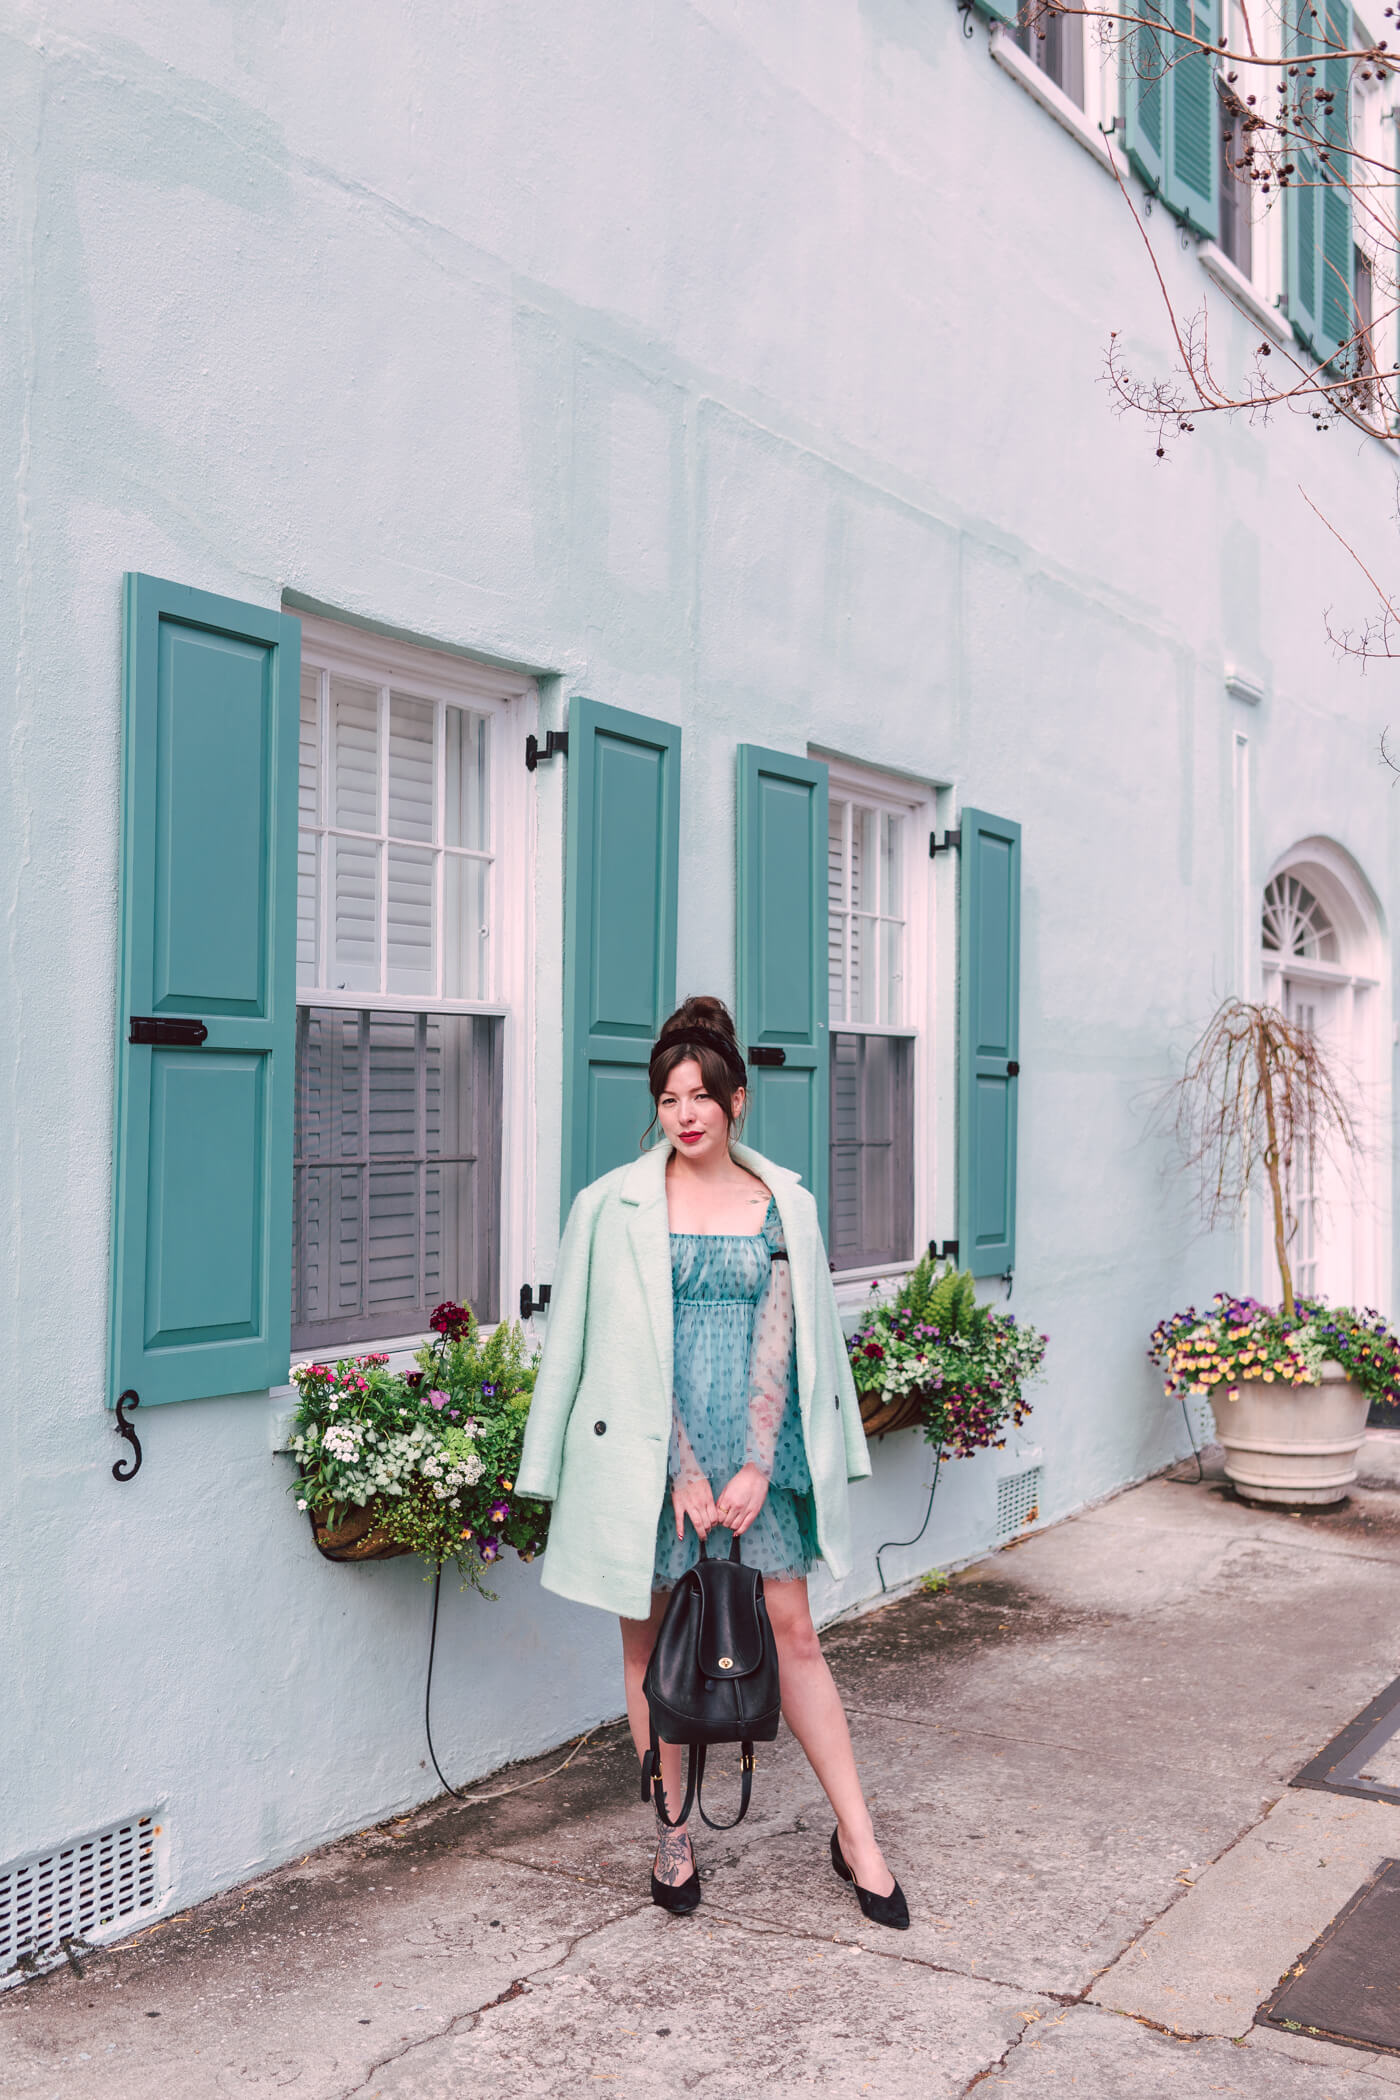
<box><xmin>651</xmin><ymin>1861</ymin><xmax>702</xmax><ymax>1914</ymax></box>
<box><xmin>830</xmin><ymin>1827</ymin><xmax>910</xmax><ymax>1931</ymax></box>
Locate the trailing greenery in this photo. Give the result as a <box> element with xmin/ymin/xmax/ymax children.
<box><xmin>848</xmin><ymin>1255</ymin><xmax>1047</xmax><ymax>1458</ymax></box>
<box><xmin>288</xmin><ymin>1302</ymin><xmax>547</xmax><ymax>1591</ymax></box>
<box><xmin>1150</xmin><ymin>1294</ymin><xmax>1400</xmax><ymax>1411</ymax></box>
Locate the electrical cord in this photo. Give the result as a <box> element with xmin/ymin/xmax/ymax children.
<box><xmin>875</xmin><ymin>1442</ymin><xmax>945</xmax><ymax>1593</ymax></box>
<box><xmin>424</xmin><ymin>1563</ymin><xmax>599</xmax><ymax>1803</ymax></box>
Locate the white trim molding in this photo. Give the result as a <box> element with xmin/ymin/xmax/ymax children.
<box><xmin>1198</xmin><ymin>242</ymin><xmax>1291</xmax><ymax>346</ymax></box>
<box><xmin>988</xmin><ymin>27</ymin><xmax>1115</xmax><ymax>176</ymax></box>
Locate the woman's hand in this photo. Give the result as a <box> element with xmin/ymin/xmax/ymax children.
<box><xmin>714</xmin><ymin>1463</ymin><xmax>770</xmax><ymax>1538</ymax></box>
<box><xmin>672</xmin><ymin>1470</ymin><xmax>719</xmax><ymax>1542</ymax></box>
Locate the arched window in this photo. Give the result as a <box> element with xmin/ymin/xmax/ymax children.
<box><xmin>1258</xmin><ymin>842</ymin><xmax>1387</xmax><ymax>1308</ymax></box>
<box><xmin>1261</xmin><ymin>874</ymin><xmax>1339</xmax><ymax>963</ymax></box>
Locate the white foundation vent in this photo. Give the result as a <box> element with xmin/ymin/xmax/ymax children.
<box><xmin>996</xmin><ymin>1464</ymin><xmax>1043</xmax><ymax>1539</ymax></box>
<box><xmin>1</xmin><ymin>1816</ymin><xmax>162</xmax><ymax>1978</ymax></box>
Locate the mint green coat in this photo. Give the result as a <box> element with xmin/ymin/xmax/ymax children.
<box><xmin>516</xmin><ymin>1142</ymin><xmax>872</xmax><ymax>1619</ymax></box>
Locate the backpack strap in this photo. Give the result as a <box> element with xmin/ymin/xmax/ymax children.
<box><xmin>641</xmin><ymin>1724</ymin><xmax>700</xmax><ymax>1831</ymax></box>
<box><xmin>695</xmin><ymin>1741</ymin><xmax>755</xmax><ymax>1831</ymax></box>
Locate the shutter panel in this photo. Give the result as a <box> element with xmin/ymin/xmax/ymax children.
<box><xmin>972</xmin><ymin>0</ymin><xmax>1018</xmax><ymax>24</ymax></box>
<box><xmin>736</xmin><ymin>747</ymin><xmax>830</xmax><ymax>1230</ymax></box>
<box><xmin>1124</xmin><ymin>0</ymin><xmax>1168</xmax><ymax>196</ymax></box>
<box><xmin>1164</xmin><ymin>0</ymin><xmax>1219</xmax><ymax>238</ymax></box>
<box><xmin>1319</xmin><ymin>0</ymin><xmax>1354</xmax><ymax>357</ymax></box>
<box><xmin>111</xmin><ymin>575</ymin><xmax>300</xmax><ymax>1406</ymax></box>
<box><xmin>561</xmin><ymin>698</ymin><xmax>681</xmax><ymax>1211</ymax></box>
<box><xmin>957</xmin><ymin>809</ymin><xmax>1021</xmax><ymax>1279</ymax></box>
<box><xmin>1289</xmin><ymin>159</ymin><xmax>1323</xmax><ymax>356</ymax></box>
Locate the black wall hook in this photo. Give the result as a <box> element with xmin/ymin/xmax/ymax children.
<box><xmin>113</xmin><ymin>1390</ymin><xmax>142</xmax><ymax>1482</ymax></box>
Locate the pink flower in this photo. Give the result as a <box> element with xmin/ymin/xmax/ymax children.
<box><xmin>427</xmin><ymin>1389</ymin><xmax>449</xmax><ymax>1410</ymax></box>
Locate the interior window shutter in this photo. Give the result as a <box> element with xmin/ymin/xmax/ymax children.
<box><xmin>736</xmin><ymin>747</ymin><xmax>830</xmax><ymax>1231</ymax></box>
<box><xmin>561</xmin><ymin>698</ymin><xmax>681</xmax><ymax>1212</ymax></box>
<box><xmin>110</xmin><ymin>575</ymin><xmax>300</xmax><ymax>1407</ymax></box>
<box><xmin>1163</xmin><ymin>0</ymin><xmax>1220</xmax><ymax>238</ymax></box>
<box><xmin>957</xmin><ymin>808</ymin><xmax>1021</xmax><ymax>1279</ymax></box>
<box><xmin>1124</xmin><ymin>0</ymin><xmax>1169</xmax><ymax>196</ymax></box>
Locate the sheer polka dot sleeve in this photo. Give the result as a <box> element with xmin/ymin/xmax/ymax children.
<box><xmin>745</xmin><ymin>1240</ymin><xmax>794</xmax><ymax>1479</ymax></box>
<box><xmin>670</xmin><ymin>1403</ymin><xmax>707</xmax><ymax>1488</ymax></box>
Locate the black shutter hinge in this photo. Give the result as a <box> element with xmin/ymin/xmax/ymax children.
<box><xmin>525</xmin><ymin>731</ymin><xmax>569</xmax><ymax>773</ymax></box>
<box><xmin>929</xmin><ymin>828</ymin><xmax>962</xmax><ymax>858</ymax></box>
<box><xmin>930</xmin><ymin>1239</ymin><xmax>959</xmax><ymax>1262</ymax></box>
<box><xmin>113</xmin><ymin>1390</ymin><xmax>142</xmax><ymax>1482</ymax></box>
<box><xmin>519</xmin><ymin>1283</ymin><xmax>552</xmax><ymax>1319</ymax></box>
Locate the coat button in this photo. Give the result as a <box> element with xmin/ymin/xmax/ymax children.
<box><xmin>594</xmin><ymin>1420</ymin><xmax>607</xmax><ymax>1435</ymax></box>
<box><xmin>835</xmin><ymin>1394</ymin><xmax>841</xmax><ymax>1411</ymax></box>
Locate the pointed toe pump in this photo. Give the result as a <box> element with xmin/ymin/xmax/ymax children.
<box><xmin>651</xmin><ymin>1861</ymin><xmax>702</xmax><ymax>1915</ymax></box>
<box><xmin>830</xmin><ymin>1828</ymin><xmax>910</xmax><ymax>1931</ymax></box>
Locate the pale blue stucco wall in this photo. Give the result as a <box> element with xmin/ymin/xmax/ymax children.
<box><xmin>3</xmin><ymin>0</ymin><xmax>1398</xmax><ymax>1940</ymax></box>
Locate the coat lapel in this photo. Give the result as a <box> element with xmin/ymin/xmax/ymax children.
<box><xmin>620</xmin><ymin>1143</ymin><xmax>674</xmax><ymax>1398</ymax></box>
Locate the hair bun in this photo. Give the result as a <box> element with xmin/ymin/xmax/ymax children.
<box><xmin>668</xmin><ymin>994</ymin><xmax>739</xmax><ymax>1047</ymax></box>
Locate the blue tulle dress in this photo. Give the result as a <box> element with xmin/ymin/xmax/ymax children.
<box><xmin>652</xmin><ymin>1198</ymin><xmax>820</xmax><ymax>1590</ymax></box>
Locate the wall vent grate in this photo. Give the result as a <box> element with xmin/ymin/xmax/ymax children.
<box><xmin>1</xmin><ymin>1816</ymin><xmax>161</xmax><ymax>1976</ymax></box>
<box><xmin>997</xmin><ymin>1465</ymin><xmax>1043</xmax><ymax>1539</ymax></box>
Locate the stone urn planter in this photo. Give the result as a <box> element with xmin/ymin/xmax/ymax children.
<box><xmin>858</xmin><ymin>1386</ymin><xmax>930</xmax><ymax>1439</ymax></box>
<box><xmin>307</xmin><ymin>1500</ymin><xmax>413</xmax><ymax>1562</ymax></box>
<box><xmin>1209</xmin><ymin>1361</ymin><xmax>1370</xmax><ymax>1506</ymax></box>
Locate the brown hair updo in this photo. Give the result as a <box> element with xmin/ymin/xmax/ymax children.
<box><xmin>645</xmin><ymin>995</ymin><xmax>748</xmax><ymax>1140</ymax></box>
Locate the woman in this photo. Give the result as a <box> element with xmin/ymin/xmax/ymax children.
<box><xmin>516</xmin><ymin>996</ymin><xmax>908</xmax><ymax>1929</ymax></box>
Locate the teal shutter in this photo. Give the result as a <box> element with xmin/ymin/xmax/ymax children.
<box><xmin>972</xmin><ymin>0</ymin><xmax>1018</xmax><ymax>23</ymax></box>
<box><xmin>957</xmin><ymin>809</ymin><xmax>1021</xmax><ymax>1279</ymax></box>
<box><xmin>736</xmin><ymin>747</ymin><xmax>829</xmax><ymax>1230</ymax></box>
<box><xmin>1165</xmin><ymin>0</ymin><xmax>1219</xmax><ymax>238</ymax></box>
<box><xmin>1125</xmin><ymin>0</ymin><xmax>1218</xmax><ymax>238</ymax></box>
<box><xmin>110</xmin><ymin>575</ymin><xmax>300</xmax><ymax>1407</ymax></box>
<box><xmin>1124</xmin><ymin>0</ymin><xmax>1168</xmax><ymax>196</ymax></box>
<box><xmin>1288</xmin><ymin>0</ymin><xmax>1352</xmax><ymax>362</ymax></box>
<box><xmin>561</xmin><ymin>698</ymin><xmax>681</xmax><ymax>1211</ymax></box>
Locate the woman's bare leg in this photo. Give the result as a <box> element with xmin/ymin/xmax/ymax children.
<box><xmin>763</xmin><ymin>1576</ymin><xmax>895</xmax><ymax>1897</ymax></box>
<box><xmin>619</xmin><ymin>1594</ymin><xmax>694</xmax><ymax>1884</ymax></box>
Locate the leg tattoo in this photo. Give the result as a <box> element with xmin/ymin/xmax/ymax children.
<box><xmin>653</xmin><ymin>1814</ymin><xmax>694</xmax><ymax>1886</ymax></box>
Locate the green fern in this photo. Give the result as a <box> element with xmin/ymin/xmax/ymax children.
<box><xmin>894</xmin><ymin>1255</ymin><xmax>983</xmax><ymax>1338</ymax></box>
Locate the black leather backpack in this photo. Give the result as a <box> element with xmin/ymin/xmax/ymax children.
<box><xmin>640</xmin><ymin>1535</ymin><xmax>782</xmax><ymax>1830</ymax></box>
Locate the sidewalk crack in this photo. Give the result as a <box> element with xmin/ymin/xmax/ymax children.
<box><xmin>331</xmin><ymin>1900</ymin><xmax>645</xmax><ymax>2100</ymax></box>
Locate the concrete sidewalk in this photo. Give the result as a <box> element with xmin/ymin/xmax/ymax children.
<box><xmin>10</xmin><ymin>1448</ymin><xmax>1400</xmax><ymax>2097</ymax></box>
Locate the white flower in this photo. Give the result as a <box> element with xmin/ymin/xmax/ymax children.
<box><xmin>296</xmin><ymin>1498</ymin><xmax>307</xmax><ymax>1510</ymax></box>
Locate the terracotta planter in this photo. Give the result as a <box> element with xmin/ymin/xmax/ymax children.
<box><xmin>307</xmin><ymin>1499</ymin><xmax>413</xmax><ymax>1561</ymax></box>
<box><xmin>1209</xmin><ymin>1360</ymin><xmax>1370</xmax><ymax>1506</ymax></box>
<box><xmin>859</xmin><ymin>1386</ymin><xmax>931</xmax><ymax>1439</ymax></box>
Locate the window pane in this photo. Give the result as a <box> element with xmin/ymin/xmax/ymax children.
<box><xmin>387</xmin><ymin>845</ymin><xmax>435</xmax><ymax>996</ymax></box>
<box><xmin>444</xmin><ymin>855</ymin><xmax>489</xmax><ymax>999</ymax></box>
<box><xmin>851</xmin><ymin>806</ymin><xmax>877</xmax><ymax>912</ymax></box>
<box><xmin>297</xmin><ymin>670</ymin><xmax>321</xmax><ymax>984</ymax></box>
<box><xmin>333</xmin><ymin>835</ymin><xmax>380</xmax><ymax>991</ymax></box>
<box><xmin>852</xmin><ymin>916</ymin><xmax>877</xmax><ymax>1023</ymax></box>
<box><xmin>881</xmin><ymin>812</ymin><xmax>903</xmax><ymax>916</ymax></box>
<box><xmin>880</xmin><ymin>918</ymin><xmax>904</xmax><ymax>1027</ymax></box>
<box><xmin>293</xmin><ymin>1007</ymin><xmax>502</xmax><ymax>1347</ymax></box>
<box><xmin>445</xmin><ymin>707</ymin><xmax>490</xmax><ymax>851</ymax></box>
<box><xmin>828</xmin><ymin>1032</ymin><xmax>914</xmax><ymax>1270</ymax></box>
<box><xmin>389</xmin><ymin>692</ymin><xmax>435</xmax><ymax>843</ymax></box>
<box><xmin>828</xmin><ymin>801</ymin><xmax>848</xmax><ymax>1022</ymax></box>
<box><xmin>331</xmin><ymin>678</ymin><xmax>380</xmax><ymax>831</ymax></box>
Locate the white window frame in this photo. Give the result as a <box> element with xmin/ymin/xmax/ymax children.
<box><xmin>294</xmin><ymin>614</ymin><xmax>537</xmax><ymax>1352</ymax></box>
<box><xmin>1256</xmin><ymin>839</ymin><xmax>1388</xmax><ymax>1314</ymax></box>
<box><xmin>822</xmin><ymin>755</ymin><xmax>939</xmax><ymax>1294</ymax></box>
